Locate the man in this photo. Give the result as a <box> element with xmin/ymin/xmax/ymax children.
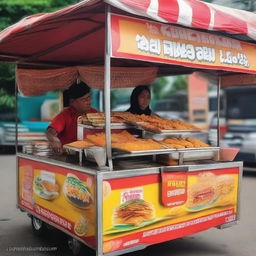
<box><xmin>46</xmin><ymin>81</ymin><xmax>98</xmax><ymax>153</ymax></box>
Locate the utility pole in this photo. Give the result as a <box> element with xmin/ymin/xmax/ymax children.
<box><xmin>247</xmin><ymin>0</ymin><xmax>255</xmax><ymax>11</ymax></box>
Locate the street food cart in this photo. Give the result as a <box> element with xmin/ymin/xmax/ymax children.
<box><xmin>1</xmin><ymin>0</ymin><xmax>256</xmax><ymax>255</ymax></box>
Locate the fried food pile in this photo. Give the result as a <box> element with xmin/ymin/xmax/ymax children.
<box><xmin>113</xmin><ymin>112</ymin><xmax>144</xmax><ymax>123</ymax></box>
<box><xmin>86</xmin><ymin>130</ymin><xmax>137</xmax><ymax>147</ymax></box>
<box><xmin>138</xmin><ymin>115</ymin><xmax>199</xmax><ymax>131</ymax></box>
<box><xmin>80</xmin><ymin>112</ymin><xmax>199</xmax><ymax>131</ymax></box>
<box><xmin>112</xmin><ymin>139</ymin><xmax>165</xmax><ymax>151</ymax></box>
<box><xmin>86</xmin><ymin>131</ymin><xmax>164</xmax><ymax>151</ymax></box>
<box><xmin>160</xmin><ymin>137</ymin><xmax>210</xmax><ymax>149</ymax></box>
<box><xmin>80</xmin><ymin>113</ymin><xmax>124</xmax><ymax>126</ymax></box>
<box><xmin>65</xmin><ymin>140</ymin><xmax>94</xmax><ymax>148</ymax></box>
<box><xmin>114</xmin><ymin>199</ymin><xmax>155</xmax><ymax>226</ymax></box>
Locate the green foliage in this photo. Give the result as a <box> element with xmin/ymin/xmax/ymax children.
<box><xmin>0</xmin><ymin>0</ymin><xmax>78</xmax><ymax>111</ymax></box>
<box><xmin>171</xmin><ymin>76</ymin><xmax>188</xmax><ymax>94</ymax></box>
<box><xmin>151</xmin><ymin>77</ymin><xmax>169</xmax><ymax>100</ymax></box>
<box><xmin>151</xmin><ymin>76</ymin><xmax>188</xmax><ymax>100</ymax></box>
<box><xmin>0</xmin><ymin>88</ymin><xmax>15</xmax><ymax>111</ymax></box>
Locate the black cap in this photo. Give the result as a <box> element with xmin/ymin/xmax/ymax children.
<box><xmin>68</xmin><ymin>81</ymin><xmax>91</xmax><ymax>99</ymax></box>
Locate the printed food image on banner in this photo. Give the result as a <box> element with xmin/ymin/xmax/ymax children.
<box><xmin>63</xmin><ymin>173</ymin><xmax>93</xmax><ymax>209</ymax></box>
<box><xmin>33</xmin><ymin>171</ymin><xmax>59</xmax><ymax>200</ymax></box>
<box><xmin>105</xmin><ymin>198</ymin><xmax>171</xmax><ymax>235</ymax></box>
<box><xmin>185</xmin><ymin>172</ymin><xmax>236</xmax><ymax>212</ymax></box>
<box><xmin>103</xmin><ymin>181</ymin><xmax>112</xmax><ymax>200</ymax></box>
<box><xmin>74</xmin><ymin>216</ymin><xmax>89</xmax><ymax>237</ymax></box>
<box><xmin>103</xmin><ymin>168</ymin><xmax>239</xmax><ymax>253</ymax></box>
<box><xmin>18</xmin><ymin>158</ymin><xmax>96</xmax><ymax>248</ymax></box>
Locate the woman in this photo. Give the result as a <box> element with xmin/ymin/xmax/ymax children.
<box><xmin>126</xmin><ymin>85</ymin><xmax>152</xmax><ymax>115</ymax></box>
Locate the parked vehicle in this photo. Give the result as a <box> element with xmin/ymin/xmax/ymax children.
<box><xmin>153</xmin><ymin>91</ymin><xmax>221</xmax><ymax>124</ymax></box>
<box><xmin>208</xmin><ymin>86</ymin><xmax>256</xmax><ymax>164</ymax></box>
<box><xmin>152</xmin><ymin>92</ymin><xmax>188</xmax><ymax>120</ymax></box>
<box><xmin>220</xmin><ymin>86</ymin><xmax>256</xmax><ymax>163</ymax></box>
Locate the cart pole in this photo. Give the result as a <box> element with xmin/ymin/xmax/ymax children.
<box><xmin>104</xmin><ymin>4</ymin><xmax>113</xmax><ymax>171</ymax></box>
<box><xmin>217</xmin><ymin>76</ymin><xmax>221</xmax><ymax>147</ymax></box>
<box><xmin>15</xmin><ymin>65</ymin><xmax>18</xmax><ymax>153</ymax></box>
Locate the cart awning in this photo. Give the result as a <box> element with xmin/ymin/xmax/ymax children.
<box><xmin>106</xmin><ymin>0</ymin><xmax>256</xmax><ymax>42</ymax></box>
<box><xmin>0</xmin><ymin>0</ymin><xmax>256</xmax><ymax>67</ymax></box>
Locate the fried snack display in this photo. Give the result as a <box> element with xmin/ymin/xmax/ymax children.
<box><xmin>79</xmin><ymin>115</ymin><xmax>90</xmax><ymax>125</ymax></box>
<box><xmin>186</xmin><ymin>137</ymin><xmax>210</xmax><ymax>148</ymax></box>
<box><xmin>137</xmin><ymin>114</ymin><xmax>200</xmax><ymax>131</ymax></box>
<box><xmin>156</xmin><ymin>154</ymin><xmax>179</xmax><ymax>165</ymax></box>
<box><xmin>114</xmin><ymin>199</ymin><xmax>155</xmax><ymax>226</ymax></box>
<box><xmin>65</xmin><ymin>140</ymin><xmax>94</xmax><ymax>149</ymax></box>
<box><xmin>80</xmin><ymin>113</ymin><xmax>124</xmax><ymax>126</ymax></box>
<box><xmin>112</xmin><ymin>139</ymin><xmax>165</xmax><ymax>151</ymax></box>
<box><xmin>160</xmin><ymin>137</ymin><xmax>210</xmax><ymax>149</ymax></box>
<box><xmin>86</xmin><ymin>131</ymin><xmax>137</xmax><ymax>147</ymax></box>
<box><xmin>113</xmin><ymin>112</ymin><xmax>144</xmax><ymax>123</ymax></box>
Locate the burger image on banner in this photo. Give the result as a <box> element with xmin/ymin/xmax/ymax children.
<box><xmin>185</xmin><ymin>172</ymin><xmax>219</xmax><ymax>211</ymax></box>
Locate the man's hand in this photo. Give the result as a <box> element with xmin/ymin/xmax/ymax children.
<box><xmin>46</xmin><ymin>127</ymin><xmax>63</xmax><ymax>154</ymax></box>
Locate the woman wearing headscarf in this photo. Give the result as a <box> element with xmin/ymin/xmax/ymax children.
<box><xmin>126</xmin><ymin>85</ymin><xmax>152</xmax><ymax>115</ymax></box>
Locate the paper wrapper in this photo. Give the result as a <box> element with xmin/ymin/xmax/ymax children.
<box><xmin>220</xmin><ymin>147</ymin><xmax>240</xmax><ymax>161</ymax></box>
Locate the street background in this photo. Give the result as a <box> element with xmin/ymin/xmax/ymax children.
<box><xmin>1</xmin><ymin>155</ymin><xmax>256</xmax><ymax>256</ymax></box>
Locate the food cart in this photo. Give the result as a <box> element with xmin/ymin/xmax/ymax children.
<box><xmin>1</xmin><ymin>0</ymin><xmax>256</xmax><ymax>255</ymax></box>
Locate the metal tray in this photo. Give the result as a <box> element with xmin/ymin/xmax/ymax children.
<box><xmin>137</xmin><ymin>124</ymin><xmax>201</xmax><ymax>134</ymax></box>
<box><xmin>63</xmin><ymin>145</ymin><xmax>88</xmax><ymax>165</ymax></box>
<box><xmin>143</xmin><ymin>131</ymin><xmax>209</xmax><ymax>141</ymax></box>
<box><xmin>77</xmin><ymin>123</ymin><xmax>133</xmax><ymax>129</ymax></box>
<box><xmin>113</xmin><ymin>147</ymin><xmax>176</xmax><ymax>157</ymax></box>
<box><xmin>113</xmin><ymin>146</ymin><xmax>220</xmax><ymax>162</ymax></box>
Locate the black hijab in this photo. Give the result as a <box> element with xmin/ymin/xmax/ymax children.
<box><xmin>126</xmin><ymin>85</ymin><xmax>152</xmax><ymax>115</ymax></box>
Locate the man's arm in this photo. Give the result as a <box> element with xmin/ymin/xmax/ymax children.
<box><xmin>46</xmin><ymin>127</ymin><xmax>63</xmax><ymax>154</ymax></box>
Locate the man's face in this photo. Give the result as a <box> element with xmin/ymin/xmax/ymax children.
<box><xmin>70</xmin><ymin>93</ymin><xmax>91</xmax><ymax>113</ymax></box>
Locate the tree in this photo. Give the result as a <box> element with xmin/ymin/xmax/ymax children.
<box><xmin>171</xmin><ymin>76</ymin><xmax>188</xmax><ymax>94</ymax></box>
<box><xmin>0</xmin><ymin>0</ymin><xmax>78</xmax><ymax>113</ymax></box>
<box><xmin>151</xmin><ymin>77</ymin><xmax>169</xmax><ymax>100</ymax></box>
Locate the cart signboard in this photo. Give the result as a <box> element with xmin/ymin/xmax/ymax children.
<box><xmin>102</xmin><ymin>168</ymin><xmax>239</xmax><ymax>254</ymax></box>
<box><xmin>111</xmin><ymin>14</ymin><xmax>256</xmax><ymax>73</ymax></box>
<box><xmin>161</xmin><ymin>171</ymin><xmax>188</xmax><ymax>208</ymax></box>
<box><xmin>18</xmin><ymin>158</ymin><xmax>96</xmax><ymax>248</ymax></box>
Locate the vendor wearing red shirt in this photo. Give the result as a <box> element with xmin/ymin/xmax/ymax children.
<box><xmin>46</xmin><ymin>81</ymin><xmax>98</xmax><ymax>153</ymax></box>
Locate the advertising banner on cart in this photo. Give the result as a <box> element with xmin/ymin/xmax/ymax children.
<box><xmin>18</xmin><ymin>158</ymin><xmax>96</xmax><ymax>247</ymax></box>
<box><xmin>102</xmin><ymin>168</ymin><xmax>239</xmax><ymax>254</ymax></box>
<box><xmin>111</xmin><ymin>14</ymin><xmax>256</xmax><ymax>74</ymax></box>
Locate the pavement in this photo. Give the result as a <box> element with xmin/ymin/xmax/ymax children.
<box><xmin>0</xmin><ymin>155</ymin><xmax>256</xmax><ymax>256</ymax></box>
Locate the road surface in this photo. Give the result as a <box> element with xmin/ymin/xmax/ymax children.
<box><xmin>0</xmin><ymin>155</ymin><xmax>256</xmax><ymax>256</ymax></box>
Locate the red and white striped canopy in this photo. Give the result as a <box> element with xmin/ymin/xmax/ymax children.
<box><xmin>0</xmin><ymin>0</ymin><xmax>256</xmax><ymax>66</ymax></box>
<box><xmin>106</xmin><ymin>0</ymin><xmax>256</xmax><ymax>42</ymax></box>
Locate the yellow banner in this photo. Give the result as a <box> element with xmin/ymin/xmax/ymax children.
<box><xmin>102</xmin><ymin>169</ymin><xmax>239</xmax><ymax>253</ymax></box>
<box><xmin>18</xmin><ymin>158</ymin><xmax>96</xmax><ymax>247</ymax></box>
<box><xmin>111</xmin><ymin>14</ymin><xmax>256</xmax><ymax>73</ymax></box>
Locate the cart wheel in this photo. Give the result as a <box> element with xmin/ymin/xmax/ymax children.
<box><xmin>68</xmin><ymin>237</ymin><xmax>84</xmax><ymax>256</ymax></box>
<box><xmin>31</xmin><ymin>216</ymin><xmax>47</xmax><ymax>236</ymax></box>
